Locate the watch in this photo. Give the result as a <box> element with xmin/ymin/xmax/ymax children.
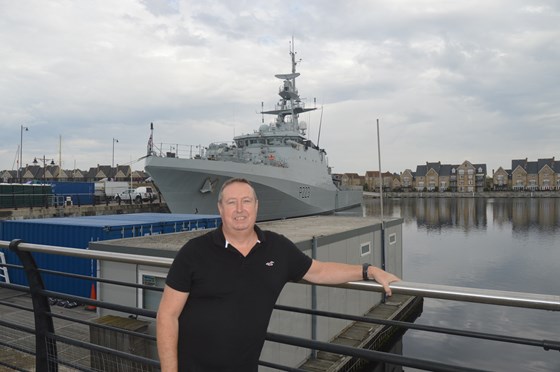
<box><xmin>362</xmin><ymin>263</ymin><xmax>372</xmax><ymax>281</ymax></box>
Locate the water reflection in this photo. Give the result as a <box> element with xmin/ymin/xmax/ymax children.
<box><xmin>361</xmin><ymin>197</ymin><xmax>560</xmax><ymax>372</ymax></box>
<box><xmin>364</xmin><ymin>197</ymin><xmax>560</xmax><ymax>232</ymax></box>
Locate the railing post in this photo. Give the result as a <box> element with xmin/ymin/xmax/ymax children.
<box><xmin>9</xmin><ymin>239</ymin><xmax>58</xmax><ymax>372</ymax></box>
<box><xmin>311</xmin><ymin>236</ymin><xmax>318</xmax><ymax>359</ymax></box>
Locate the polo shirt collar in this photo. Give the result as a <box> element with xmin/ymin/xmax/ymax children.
<box><xmin>213</xmin><ymin>224</ymin><xmax>266</xmax><ymax>248</ymax></box>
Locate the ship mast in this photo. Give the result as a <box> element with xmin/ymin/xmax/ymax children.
<box><xmin>261</xmin><ymin>39</ymin><xmax>316</xmax><ymax>133</ymax></box>
<box><xmin>290</xmin><ymin>38</ymin><xmax>297</xmax><ymax>94</ymax></box>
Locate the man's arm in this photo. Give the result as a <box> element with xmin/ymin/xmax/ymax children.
<box><xmin>156</xmin><ymin>285</ymin><xmax>189</xmax><ymax>372</ymax></box>
<box><xmin>302</xmin><ymin>260</ymin><xmax>400</xmax><ymax>296</ymax></box>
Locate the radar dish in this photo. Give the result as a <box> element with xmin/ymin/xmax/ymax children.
<box><xmin>275</xmin><ymin>73</ymin><xmax>300</xmax><ymax>80</ymax></box>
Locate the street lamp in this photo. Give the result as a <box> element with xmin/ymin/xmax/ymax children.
<box><xmin>33</xmin><ymin>155</ymin><xmax>55</xmax><ymax>208</ymax></box>
<box><xmin>33</xmin><ymin>156</ymin><xmax>55</xmax><ymax>184</ymax></box>
<box><xmin>18</xmin><ymin>125</ymin><xmax>29</xmax><ymax>183</ymax></box>
<box><xmin>112</xmin><ymin>138</ymin><xmax>119</xmax><ymax>168</ymax></box>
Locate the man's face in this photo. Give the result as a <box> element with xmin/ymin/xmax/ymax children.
<box><xmin>218</xmin><ymin>182</ymin><xmax>258</xmax><ymax>233</ymax></box>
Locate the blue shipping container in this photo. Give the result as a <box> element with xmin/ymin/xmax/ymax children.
<box><xmin>50</xmin><ymin>181</ymin><xmax>95</xmax><ymax>206</ymax></box>
<box><xmin>0</xmin><ymin>213</ymin><xmax>220</xmax><ymax>298</ymax></box>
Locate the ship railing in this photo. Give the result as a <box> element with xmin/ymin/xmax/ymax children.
<box><xmin>0</xmin><ymin>239</ymin><xmax>559</xmax><ymax>372</ymax></box>
<box><xmin>152</xmin><ymin>142</ymin><xmax>208</xmax><ymax>159</ymax></box>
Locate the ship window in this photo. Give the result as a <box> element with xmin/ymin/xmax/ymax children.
<box><xmin>360</xmin><ymin>242</ymin><xmax>371</xmax><ymax>256</ymax></box>
<box><xmin>389</xmin><ymin>233</ymin><xmax>397</xmax><ymax>245</ymax></box>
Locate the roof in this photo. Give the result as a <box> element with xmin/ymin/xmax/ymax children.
<box><xmin>526</xmin><ymin>161</ymin><xmax>539</xmax><ymax>174</ymax></box>
<box><xmin>439</xmin><ymin>164</ymin><xmax>453</xmax><ymax>176</ymax></box>
<box><xmin>426</xmin><ymin>162</ymin><xmax>441</xmax><ymax>173</ymax></box>
<box><xmin>89</xmin><ymin>215</ymin><xmax>399</xmax><ymax>255</ymax></box>
<box><xmin>6</xmin><ymin>213</ymin><xmax>220</xmax><ymax>228</ymax></box>
<box><xmin>537</xmin><ymin>158</ymin><xmax>555</xmax><ymax>172</ymax></box>
<box><xmin>415</xmin><ymin>165</ymin><xmax>427</xmax><ymax>177</ymax></box>
<box><xmin>511</xmin><ymin>158</ymin><xmax>528</xmax><ymax>171</ymax></box>
<box><xmin>474</xmin><ymin>164</ymin><xmax>487</xmax><ymax>174</ymax></box>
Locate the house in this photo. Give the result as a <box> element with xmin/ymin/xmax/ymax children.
<box><xmin>364</xmin><ymin>171</ymin><xmax>394</xmax><ymax>191</ymax></box>
<box><xmin>364</xmin><ymin>171</ymin><xmax>380</xmax><ymax>191</ymax></box>
<box><xmin>410</xmin><ymin>160</ymin><xmax>487</xmax><ymax>192</ymax></box>
<box><xmin>511</xmin><ymin>158</ymin><xmax>529</xmax><ymax>190</ymax></box>
<box><xmin>342</xmin><ymin>173</ymin><xmax>363</xmax><ymax>187</ymax></box>
<box><xmin>400</xmin><ymin>169</ymin><xmax>414</xmax><ymax>191</ymax></box>
<box><xmin>391</xmin><ymin>173</ymin><xmax>402</xmax><ymax>191</ymax></box>
<box><xmin>0</xmin><ymin>165</ymin><xmax>141</xmax><ymax>184</ymax></box>
<box><xmin>414</xmin><ymin>164</ymin><xmax>427</xmax><ymax>191</ymax></box>
<box><xmin>456</xmin><ymin>160</ymin><xmax>484</xmax><ymax>192</ymax></box>
<box><xmin>509</xmin><ymin>157</ymin><xmax>559</xmax><ymax>191</ymax></box>
<box><xmin>425</xmin><ymin>162</ymin><xmax>442</xmax><ymax>191</ymax></box>
<box><xmin>492</xmin><ymin>167</ymin><xmax>510</xmax><ymax>190</ymax></box>
<box><xmin>537</xmin><ymin>158</ymin><xmax>555</xmax><ymax>190</ymax></box>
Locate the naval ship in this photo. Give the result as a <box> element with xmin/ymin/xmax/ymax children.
<box><xmin>144</xmin><ymin>46</ymin><xmax>363</xmax><ymax>221</ymax></box>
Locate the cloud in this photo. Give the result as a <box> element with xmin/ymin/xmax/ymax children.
<box><xmin>0</xmin><ymin>0</ymin><xmax>558</xmax><ymax>174</ymax></box>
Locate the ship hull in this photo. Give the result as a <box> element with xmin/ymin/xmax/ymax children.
<box><xmin>145</xmin><ymin>156</ymin><xmax>362</xmax><ymax>221</ymax></box>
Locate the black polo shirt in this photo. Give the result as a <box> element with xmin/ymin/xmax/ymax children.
<box><xmin>166</xmin><ymin>225</ymin><xmax>312</xmax><ymax>371</ymax></box>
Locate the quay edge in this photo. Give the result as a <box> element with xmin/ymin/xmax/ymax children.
<box><xmin>0</xmin><ymin>202</ymin><xmax>169</xmax><ymax>221</ymax></box>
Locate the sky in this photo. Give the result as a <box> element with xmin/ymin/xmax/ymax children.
<box><xmin>1</xmin><ymin>0</ymin><xmax>559</xmax><ymax>176</ymax></box>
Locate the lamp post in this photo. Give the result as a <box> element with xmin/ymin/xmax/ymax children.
<box><xmin>33</xmin><ymin>155</ymin><xmax>55</xmax><ymax>208</ymax></box>
<box><xmin>112</xmin><ymin>138</ymin><xmax>119</xmax><ymax>168</ymax></box>
<box><xmin>18</xmin><ymin>125</ymin><xmax>29</xmax><ymax>183</ymax></box>
<box><xmin>33</xmin><ymin>156</ymin><xmax>55</xmax><ymax>184</ymax></box>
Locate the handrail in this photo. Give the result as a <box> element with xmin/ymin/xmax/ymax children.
<box><xmin>1</xmin><ymin>238</ymin><xmax>559</xmax><ymax>372</ymax></box>
<box><xmin>2</xmin><ymin>239</ymin><xmax>559</xmax><ymax>311</ymax></box>
<box><xmin>334</xmin><ymin>281</ymin><xmax>560</xmax><ymax>311</ymax></box>
<box><xmin>0</xmin><ymin>240</ymin><xmax>173</xmax><ymax>267</ymax></box>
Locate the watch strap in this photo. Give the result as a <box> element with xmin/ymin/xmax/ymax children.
<box><xmin>362</xmin><ymin>263</ymin><xmax>372</xmax><ymax>281</ymax></box>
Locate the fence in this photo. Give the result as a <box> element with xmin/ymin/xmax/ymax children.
<box><xmin>0</xmin><ymin>239</ymin><xmax>559</xmax><ymax>372</ymax></box>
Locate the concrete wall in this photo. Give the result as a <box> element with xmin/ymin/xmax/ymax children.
<box><xmin>262</xmin><ymin>220</ymin><xmax>403</xmax><ymax>369</ymax></box>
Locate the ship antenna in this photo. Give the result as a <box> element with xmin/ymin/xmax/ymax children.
<box><xmin>261</xmin><ymin>101</ymin><xmax>264</xmax><ymax>123</ymax></box>
<box><xmin>289</xmin><ymin>37</ymin><xmax>302</xmax><ymax>129</ymax></box>
<box><xmin>317</xmin><ymin>104</ymin><xmax>324</xmax><ymax>147</ymax></box>
<box><xmin>290</xmin><ymin>37</ymin><xmax>296</xmax><ymax>74</ymax></box>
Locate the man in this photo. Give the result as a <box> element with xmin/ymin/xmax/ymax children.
<box><xmin>157</xmin><ymin>178</ymin><xmax>400</xmax><ymax>371</ymax></box>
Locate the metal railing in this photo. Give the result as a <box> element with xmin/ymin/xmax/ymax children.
<box><xmin>1</xmin><ymin>239</ymin><xmax>559</xmax><ymax>372</ymax></box>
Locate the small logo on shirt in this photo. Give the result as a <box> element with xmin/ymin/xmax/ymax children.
<box><xmin>265</xmin><ymin>261</ymin><xmax>275</xmax><ymax>267</ymax></box>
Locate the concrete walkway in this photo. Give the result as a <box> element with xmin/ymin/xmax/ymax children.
<box><xmin>0</xmin><ymin>287</ymin><xmax>98</xmax><ymax>371</ymax></box>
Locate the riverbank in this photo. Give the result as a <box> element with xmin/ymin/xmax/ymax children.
<box><xmin>364</xmin><ymin>191</ymin><xmax>560</xmax><ymax>198</ymax></box>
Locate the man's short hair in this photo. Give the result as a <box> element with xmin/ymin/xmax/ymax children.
<box><xmin>217</xmin><ymin>178</ymin><xmax>258</xmax><ymax>204</ymax></box>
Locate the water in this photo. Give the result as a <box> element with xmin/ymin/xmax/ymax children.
<box><xmin>363</xmin><ymin>197</ymin><xmax>560</xmax><ymax>372</ymax></box>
